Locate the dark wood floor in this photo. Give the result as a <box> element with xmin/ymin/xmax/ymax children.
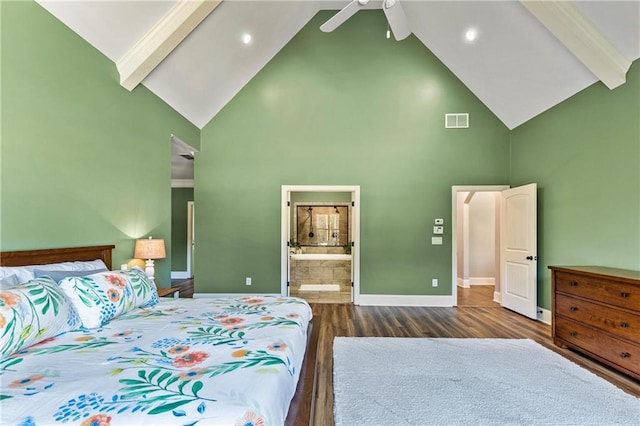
<box><xmin>309</xmin><ymin>302</ymin><xmax>640</xmax><ymax>426</ymax></box>
<box><xmin>167</xmin><ymin>280</ymin><xmax>639</xmax><ymax>425</ymax></box>
<box><xmin>169</xmin><ymin>278</ymin><xmax>195</xmax><ymax>298</ymax></box>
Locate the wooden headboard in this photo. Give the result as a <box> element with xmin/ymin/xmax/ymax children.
<box><xmin>0</xmin><ymin>245</ymin><xmax>116</xmax><ymax>269</ymax></box>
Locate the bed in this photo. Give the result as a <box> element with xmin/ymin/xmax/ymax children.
<box><xmin>0</xmin><ymin>245</ymin><xmax>318</xmax><ymax>426</ymax></box>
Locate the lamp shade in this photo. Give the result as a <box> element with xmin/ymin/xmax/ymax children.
<box><xmin>134</xmin><ymin>237</ymin><xmax>166</xmax><ymax>260</ymax></box>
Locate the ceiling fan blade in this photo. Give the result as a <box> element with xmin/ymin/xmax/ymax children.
<box><xmin>383</xmin><ymin>0</ymin><xmax>411</xmax><ymax>40</ymax></box>
<box><xmin>320</xmin><ymin>0</ymin><xmax>362</xmax><ymax>32</ymax></box>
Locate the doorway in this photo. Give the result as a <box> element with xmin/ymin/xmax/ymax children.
<box><xmin>281</xmin><ymin>185</ymin><xmax>360</xmax><ymax>304</ymax></box>
<box><xmin>451</xmin><ymin>185</ymin><xmax>508</xmax><ymax>307</ymax></box>
<box><xmin>170</xmin><ymin>134</ymin><xmax>197</xmax><ymax>280</ymax></box>
<box><xmin>452</xmin><ymin>184</ymin><xmax>539</xmax><ymax>319</ymax></box>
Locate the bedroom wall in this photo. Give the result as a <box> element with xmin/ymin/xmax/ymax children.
<box><xmin>196</xmin><ymin>11</ymin><xmax>510</xmax><ymax>295</ymax></box>
<box><xmin>0</xmin><ymin>1</ymin><xmax>200</xmax><ymax>287</ymax></box>
<box><xmin>510</xmin><ymin>60</ymin><xmax>640</xmax><ymax>310</ymax></box>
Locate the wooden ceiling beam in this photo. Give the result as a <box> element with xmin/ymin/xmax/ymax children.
<box><xmin>520</xmin><ymin>0</ymin><xmax>631</xmax><ymax>90</ymax></box>
<box><xmin>116</xmin><ymin>0</ymin><xmax>222</xmax><ymax>91</ymax></box>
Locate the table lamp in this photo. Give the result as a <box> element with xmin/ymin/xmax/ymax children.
<box><xmin>133</xmin><ymin>236</ymin><xmax>166</xmax><ymax>282</ymax></box>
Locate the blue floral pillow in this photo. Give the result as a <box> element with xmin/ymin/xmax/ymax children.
<box><xmin>127</xmin><ymin>267</ymin><xmax>159</xmax><ymax>308</ymax></box>
<box><xmin>59</xmin><ymin>269</ymin><xmax>158</xmax><ymax>329</ymax></box>
<box><xmin>0</xmin><ymin>276</ymin><xmax>81</xmax><ymax>358</ymax></box>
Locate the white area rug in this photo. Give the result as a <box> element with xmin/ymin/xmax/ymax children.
<box><xmin>299</xmin><ymin>284</ymin><xmax>340</xmax><ymax>292</ymax></box>
<box><xmin>333</xmin><ymin>337</ymin><xmax>640</xmax><ymax>425</ymax></box>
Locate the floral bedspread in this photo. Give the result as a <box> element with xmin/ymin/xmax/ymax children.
<box><xmin>1</xmin><ymin>296</ymin><xmax>313</xmax><ymax>426</ymax></box>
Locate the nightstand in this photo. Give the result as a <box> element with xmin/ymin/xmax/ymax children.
<box><xmin>157</xmin><ymin>287</ymin><xmax>180</xmax><ymax>298</ymax></box>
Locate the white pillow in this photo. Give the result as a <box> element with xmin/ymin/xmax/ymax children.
<box><xmin>59</xmin><ymin>268</ymin><xmax>158</xmax><ymax>329</ymax></box>
<box><xmin>0</xmin><ymin>274</ymin><xmax>20</xmax><ymax>287</ymax></box>
<box><xmin>0</xmin><ymin>259</ymin><xmax>108</xmax><ymax>284</ymax></box>
<box><xmin>0</xmin><ymin>276</ymin><xmax>81</xmax><ymax>358</ymax></box>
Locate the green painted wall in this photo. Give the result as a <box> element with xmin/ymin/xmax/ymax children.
<box><xmin>196</xmin><ymin>11</ymin><xmax>510</xmax><ymax>294</ymax></box>
<box><xmin>171</xmin><ymin>188</ymin><xmax>194</xmax><ymax>271</ymax></box>
<box><xmin>0</xmin><ymin>1</ymin><xmax>200</xmax><ymax>287</ymax></box>
<box><xmin>510</xmin><ymin>60</ymin><xmax>640</xmax><ymax>310</ymax></box>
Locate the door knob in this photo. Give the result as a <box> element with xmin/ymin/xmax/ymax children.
<box><xmin>526</xmin><ymin>255</ymin><xmax>537</xmax><ymax>260</ymax></box>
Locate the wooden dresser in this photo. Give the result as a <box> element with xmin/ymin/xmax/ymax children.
<box><xmin>549</xmin><ymin>266</ymin><xmax>640</xmax><ymax>380</ymax></box>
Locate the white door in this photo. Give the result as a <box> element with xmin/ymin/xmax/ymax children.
<box><xmin>500</xmin><ymin>183</ymin><xmax>537</xmax><ymax>319</ymax></box>
<box><xmin>286</xmin><ymin>192</ymin><xmax>292</xmax><ymax>297</ymax></box>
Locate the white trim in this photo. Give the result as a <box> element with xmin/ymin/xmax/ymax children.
<box><xmin>281</xmin><ymin>185</ymin><xmax>360</xmax><ymax>302</ymax></box>
<box><xmin>493</xmin><ymin>291</ymin><xmax>502</xmax><ymax>303</ymax></box>
<box><xmin>171</xmin><ymin>271</ymin><xmax>190</xmax><ymax>279</ymax></box>
<box><xmin>116</xmin><ymin>0</ymin><xmax>221</xmax><ymax>90</ymax></box>
<box><xmin>356</xmin><ymin>294</ymin><xmax>454</xmax><ymax>307</ymax></box>
<box><xmin>469</xmin><ymin>277</ymin><xmax>495</xmax><ymax>286</ymax></box>
<box><xmin>519</xmin><ymin>0</ymin><xmax>631</xmax><ymax>90</ymax></box>
<box><xmin>172</xmin><ymin>179</ymin><xmax>194</xmax><ymax>188</ymax></box>
<box><xmin>193</xmin><ymin>293</ymin><xmax>281</xmax><ymax>299</ymax></box>
<box><xmin>457</xmin><ymin>277</ymin><xmax>470</xmax><ymax>288</ymax></box>
<box><xmin>537</xmin><ymin>307</ymin><xmax>552</xmax><ymax>325</ymax></box>
<box><xmin>451</xmin><ymin>185</ymin><xmax>509</xmax><ymax>307</ymax></box>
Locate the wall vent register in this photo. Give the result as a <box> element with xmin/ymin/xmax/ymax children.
<box><xmin>445</xmin><ymin>113</ymin><xmax>469</xmax><ymax>129</ymax></box>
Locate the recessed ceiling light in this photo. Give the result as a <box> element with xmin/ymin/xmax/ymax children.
<box><xmin>465</xmin><ymin>28</ymin><xmax>478</xmax><ymax>42</ymax></box>
<box><xmin>241</xmin><ymin>33</ymin><xmax>252</xmax><ymax>45</ymax></box>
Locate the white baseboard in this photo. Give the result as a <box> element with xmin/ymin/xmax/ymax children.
<box><xmin>457</xmin><ymin>278</ymin><xmax>470</xmax><ymax>288</ymax></box>
<box><xmin>536</xmin><ymin>307</ymin><xmax>551</xmax><ymax>324</ymax></box>
<box><xmin>193</xmin><ymin>292</ymin><xmax>282</xmax><ymax>299</ymax></box>
<box><xmin>493</xmin><ymin>291</ymin><xmax>501</xmax><ymax>303</ymax></box>
<box><xmin>171</xmin><ymin>271</ymin><xmax>191</xmax><ymax>279</ymax></box>
<box><xmin>355</xmin><ymin>294</ymin><xmax>454</xmax><ymax>307</ymax></box>
<box><xmin>469</xmin><ymin>277</ymin><xmax>495</xmax><ymax>286</ymax></box>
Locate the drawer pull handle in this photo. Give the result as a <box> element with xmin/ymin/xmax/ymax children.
<box><xmin>620</xmin><ymin>352</ymin><xmax>630</xmax><ymax>359</ymax></box>
<box><xmin>620</xmin><ymin>322</ymin><xmax>628</xmax><ymax>328</ymax></box>
<box><xmin>569</xmin><ymin>306</ymin><xmax>578</xmax><ymax>312</ymax></box>
<box><xmin>569</xmin><ymin>331</ymin><xmax>577</xmax><ymax>337</ymax></box>
<box><xmin>570</xmin><ymin>281</ymin><xmax>578</xmax><ymax>286</ymax></box>
<box><xmin>620</xmin><ymin>292</ymin><xmax>629</xmax><ymax>298</ymax></box>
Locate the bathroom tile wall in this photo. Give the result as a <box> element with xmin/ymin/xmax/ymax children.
<box><xmin>290</xmin><ymin>259</ymin><xmax>351</xmax><ymax>287</ymax></box>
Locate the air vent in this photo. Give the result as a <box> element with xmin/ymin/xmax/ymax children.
<box><xmin>445</xmin><ymin>113</ymin><xmax>469</xmax><ymax>129</ymax></box>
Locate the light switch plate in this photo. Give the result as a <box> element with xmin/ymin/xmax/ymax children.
<box><xmin>435</xmin><ymin>218</ymin><xmax>444</xmax><ymax>225</ymax></box>
<box><xmin>431</xmin><ymin>237</ymin><xmax>443</xmax><ymax>245</ymax></box>
<box><xmin>433</xmin><ymin>226</ymin><xmax>444</xmax><ymax>234</ymax></box>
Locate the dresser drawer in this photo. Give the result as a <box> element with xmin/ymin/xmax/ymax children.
<box><xmin>555</xmin><ymin>294</ymin><xmax>640</xmax><ymax>342</ymax></box>
<box><xmin>555</xmin><ymin>317</ymin><xmax>640</xmax><ymax>377</ymax></box>
<box><xmin>555</xmin><ymin>271</ymin><xmax>639</xmax><ymax>311</ymax></box>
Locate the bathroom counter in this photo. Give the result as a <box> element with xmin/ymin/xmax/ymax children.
<box><xmin>290</xmin><ymin>253</ymin><xmax>351</xmax><ymax>261</ymax></box>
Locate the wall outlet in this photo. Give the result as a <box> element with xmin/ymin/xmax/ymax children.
<box><xmin>432</xmin><ymin>279</ymin><xmax>438</xmax><ymax>287</ymax></box>
<box><xmin>245</xmin><ymin>277</ymin><xmax>252</xmax><ymax>286</ymax></box>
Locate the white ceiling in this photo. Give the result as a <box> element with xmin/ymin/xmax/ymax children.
<box><xmin>38</xmin><ymin>0</ymin><xmax>639</xmax><ymax>132</ymax></box>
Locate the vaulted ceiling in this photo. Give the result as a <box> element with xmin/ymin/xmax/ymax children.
<box><xmin>38</xmin><ymin>0</ymin><xmax>639</xmax><ymax>133</ymax></box>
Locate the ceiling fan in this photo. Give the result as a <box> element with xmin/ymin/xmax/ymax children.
<box><xmin>320</xmin><ymin>0</ymin><xmax>411</xmax><ymax>41</ymax></box>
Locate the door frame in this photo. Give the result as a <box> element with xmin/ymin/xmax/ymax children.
<box><xmin>451</xmin><ymin>185</ymin><xmax>509</xmax><ymax>306</ymax></box>
<box><xmin>281</xmin><ymin>185</ymin><xmax>360</xmax><ymax>302</ymax></box>
<box><xmin>186</xmin><ymin>201</ymin><xmax>194</xmax><ymax>278</ymax></box>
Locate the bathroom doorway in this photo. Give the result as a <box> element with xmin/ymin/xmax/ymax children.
<box><xmin>281</xmin><ymin>185</ymin><xmax>360</xmax><ymax>304</ymax></box>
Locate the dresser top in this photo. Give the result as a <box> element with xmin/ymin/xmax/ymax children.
<box><xmin>549</xmin><ymin>265</ymin><xmax>640</xmax><ymax>283</ymax></box>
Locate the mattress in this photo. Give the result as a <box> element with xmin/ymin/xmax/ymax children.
<box><xmin>1</xmin><ymin>295</ymin><xmax>312</xmax><ymax>426</ymax></box>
